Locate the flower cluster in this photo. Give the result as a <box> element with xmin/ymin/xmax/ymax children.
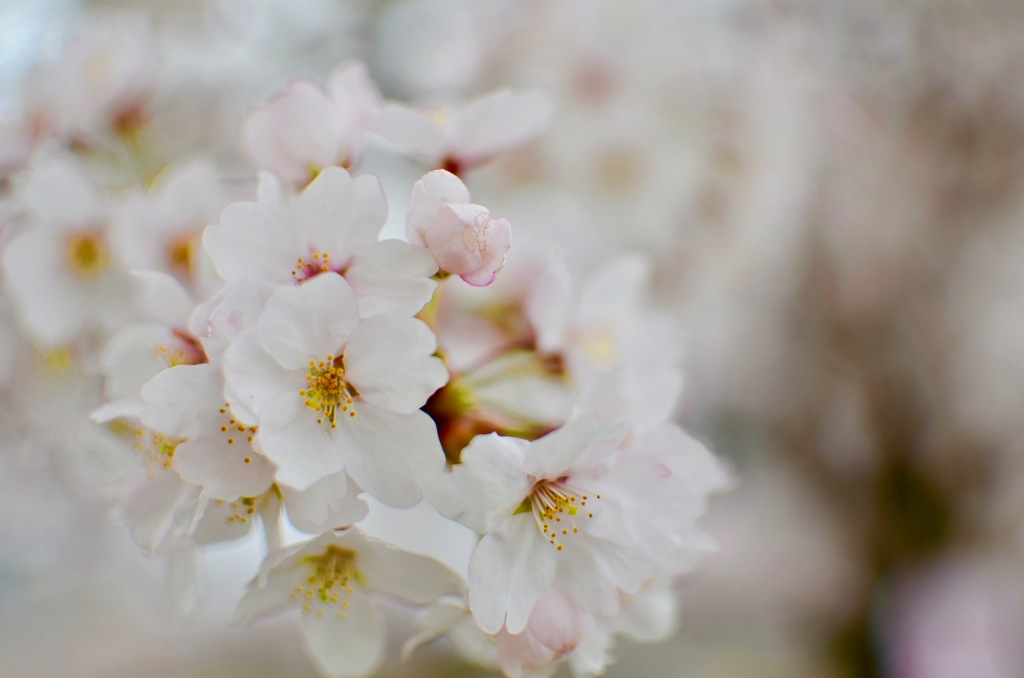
<box><xmin>0</xmin><ymin>16</ymin><xmax>727</xmax><ymax>678</ymax></box>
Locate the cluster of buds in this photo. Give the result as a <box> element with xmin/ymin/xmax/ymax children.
<box><xmin>0</xmin><ymin>14</ymin><xmax>728</xmax><ymax>678</ymax></box>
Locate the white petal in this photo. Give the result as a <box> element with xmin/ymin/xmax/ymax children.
<box><xmin>100</xmin><ymin>323</ymin><xmax>178</xmax><ymax>401</ymax></box>
<box><xmin>140</xmin><ymin>363</ymin><xmax>222</xmax><ymax>438</ymax></box>
<box><xmin>350</xmin><ymin>532</ymin><xmax>464</xmax><ymax>604</ymax></box>
<box><xmin>174</xmin><ymin>437</ymin><xmax>275</xmax><ymax>500</ymax></box>
<box><xmin>469</xmin><ymin>513</ymin><xmax>555</xmax><ymax>635</ymax></box>
<box><xmin>344</xmin><ymin>240</ymin><xmax>437</xmax><ymax>317</ymax></box>
<box><xmin>524</xmin><ymin>253</ymin><xmax>574</xmax><ymax>354</ymax></box>
<box><xmin>234</xmin><ymin>564</ymin><xmax>307</xmax><ymax>625</ymax></box>
<box><xmin>448</xmin><ymin>89</ymin><xmax>553</xmax><ymax>165</ymax></box>
<box><xmin>203</xmin><ymin>192</ymin><xmax>295</xmax><ymax>284</ymax></box>
<box><xmin>223</xmin><ymin>327</ymin><xmax>297</xmax><ymax>425</ymax></box>
<box><xmin>296</xmin><ymin>168</ymin><xmax>386</xmax><ymax>256</ymax></box>
<box><xmin>301</xmin><ymin>590</ymin><xmax>385</xmax><ymax>678</ymax></box>
<box><xmin>282</xmin><ymin>472</ymin><xmax>369</xmax><ymax>533</ymax></box>
<box><xmin>370</xmin><ymin>103</ymin><xmax>446</xmax><ymax>161</ymax></box>
<box><xmin>259</xmin><ymin>391</ymin><xmax>345</xmax><ymax>490</ymax></box>
<box><xmin>339</xmin><ymin>406</ymin><xmax>443</xmax><ymax>508</ymax></box>
<box><xmin>130</xmin><ymin>270</ymin><xmax>193</xmax><ymax>327</ymax></box>
<box><xmin>427</xmin><ymin>433</ymin><xmax>532</xmax><ymax>533</ymax></box>
<box><xmin>343</xmin><ymin>314</ymin><xmax>447</xmax><ymax>413</ymax></box>
<box><xmin>258</xmin><ymin>273</ymin><xmax>360</xmax><ymax>370</ymax></box>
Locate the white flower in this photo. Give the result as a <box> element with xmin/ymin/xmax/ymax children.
<box><xmin>222</xmin><ymin>273</ymin><xmax>448</xmax><ymax>504</ymax></box>
<box><xmin>111</xmin><ymin>159</ymin><xmax>227</xmax><ymax>288</ymax></box>
<box><xmin>26</xmin><ymin>13</ymin><xmax>159</xmax><ymax>142</ymax></box>
<box><xmin>2</xmin><ymin>158</ymin><xmax>132</xmax><ymax>346</ymax></box>
<box><xmin>429</xmin><ymin>417</ymin><xmax>678</xmax><ymax>634</ymax></box>
<box><xmin>235</xmin><ymin>528</ymin><xmax>464</xmax><ymax>678</ymax></box>
<box><xmin>372</xmin><ymin>89</ymin><xmax>553</xmax><ymax>174</ymax></box>
<box><xmin>407</xmin><ymin>170</ymin><xmax>511</xmax><ymax>286</ymax></box>
<box><xmin>242</xmin><ymin>61</ymin><xmax>381</xmax><ymax>187</ymax></box>
<box><xmin>204</xmin><ymin>168</ymin><xmax>437</xmax><ymax>318</ymax></box>
<box><xmin>525</xmin><ymin>254</ymin><xmax>681</xmax><ymax>383</ymax></box>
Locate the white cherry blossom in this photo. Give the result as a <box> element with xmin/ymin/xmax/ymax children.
<box><xmin>372</xmin><ymin>89</ymin><xmax>553</xmax><ymax>175</ymax></box>
<box><xmin>204</xmin><ymin>168</ymin><xmax>437</xmax><ymax>318</ymax></box>
<box><xmin>235</xmin><ymin>528</ymin><xmax>463</xmax><ymax>678</ymax></box>
<box><xmin>430</xmin><ymin>416</ymin><xmax>679</xmax><ymax>634</ymax></box>
<box><xmin>242</xmin><ymin>61</ymin><xmax>381</xmax><ymax>187</ymax></box>
<box><xmin>222</xmin><ymin>273</ymin><xmax>448</xmax><ymax>504</ymax></box>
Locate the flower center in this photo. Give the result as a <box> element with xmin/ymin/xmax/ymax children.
<box><xmin>293</xmin><ymin>545</ymin><xmax>364</xmax><ymax>619</ymax></box>
<box><xmin>301</xmin><ymin>355</ymin><xmax>357</xmax><ymax>428</ymax></box>
<box><xmin>157</xmin><ymin>329</ymin><xmax>208</xmax><ymax>367</ymax></box>
<box><xmin>133</xmin><ymin>429</ymin><xmax>181</xmax><ymax>478</ymax></box>
<box><xmin>166</xmin><ymin>233</ymin><xmax>196</xmax><ymax>277</ymax></box>
<box><xmin>523</xmin><ymin>477</ymin><xmax>600</xmax><ymax>551</ymax></box>
<box><xmin>292</xmin><ymin>250</ymin><xmax>335</xmax><ymax>284</ymax></box>
<box><xmin>67</xmin><ymin>231</ymin><xmax>107</xmax><ymax>277</ymax></box>
<box><xmin>214</xmin><ymin>495</ymin><xmax>261</xmax><ymax>525</ymax></box>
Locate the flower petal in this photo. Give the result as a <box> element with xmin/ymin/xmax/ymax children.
<box><xmin>344</xmin><ymin>239</ymin><xmax>437</xmax><ymax>317</ymax></box>
<box><xmin>338</xmin><ymin>405</ymin><xmax>443</xmax><ymax>508</ymax></box>
<box><xmin>343</xmin><ymin>314</ymin><xmax>447</xmax><ymax>413</ymax></box>
<box><xmin>469</xmin><ymin>513</ymin><xmax>555</xmax><ymax>635</ymax></box>
<box><xmin>258</xmin><ymin>273</ymin><xmax>360</xmax><ymax>370</ymax></box>
<box><xmin>258</xmin><ymin>391</ymin><xmax>345</xmax><ymax>491</ymax></box>
<box><xmin>300</xmin><ymin>590</ymin><xmax>385</xmax><ymax>678</ymax></box>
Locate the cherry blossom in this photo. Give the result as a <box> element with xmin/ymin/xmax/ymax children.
<box><xmin>222</xmin><ymin>273</ymin><xmax>448</xmax><ymax>504</ymax></box>
<box><xmin>236</xmin><ymin>528</ymin><xmax>463</xmax><ymax>678</ymax></box>
<box><xmin>407</xmin><ymin>170</ymin><xmax>511</xmax><ymax>286</ymax></box>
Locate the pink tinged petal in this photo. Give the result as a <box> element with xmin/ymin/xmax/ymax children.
<box><xmin>347</xmin><ymin>532</ymin><xmax>464</xmax><ymax>604</ymax></box>
<box><xmin>448</xmin><ymin>89</ymin><xmax>554</xmax><ymax>165</ymax></box>
<box><xmin>300</xmin><ymin>590</ymin><xmax>385</xmax><ymax>678</ymax></box>
<box><xmin>338</xmin><ymin>405</ymin><xmax>444</xmax><ymax>508</ymax></box>
<box><xmin>282</xmin><ymin>472</ymin><xmax>369</xmax><ymax>533</ymax></box>
<box><xmin>130</xmin><ymin>270</ymin><xmax>193</xmax><ymax>327</ymax></box>
<box><xmin>295</xmin><ymin>168</ymin><xmax>387</xmax><ymax>256</ymax></box>
<box><xmin>242</xmin><ymin>80</ymin><xmax>349</xmax><ymax>187</ymax></box>
<box><xmin>203</xmin><ymin>187</ymin><xmax>295</xmax><ymax>284</ymax></box>
<box><xmin>258</xmin><ymin>273</ymin><xmax>360</xmax><ymax>370</ymax></box>
<box><xmin>406</xmin><ymin>169</ymin><xmax>471</xmax><ymax>246</ymax></box>
<box><xmin>458</xmin><ymin>215</ymin><xmax>510</xmax><ymax>287</ymax></box>
<box><xmin>343</xmin><ymin>240</ymin><xmax>438</xmax><ymax>317</ymax></box>
<box><xmin>258</xmin><ymin>391</ymin><xmax>345</xmax><ymax>491</ymax></box>
<box><xmin>173</xmin><ymin>437</ymin><xmax>275</xmax><ymax>500</ymax></box>
<box><xmin>327</xmin><ymin>60</ymin><xmax>381</xmax><ymax>122</ymax></box>
<box><xmin>525</xmin><ymin>253</ymin><xmax>574</xmax><ymax>354</ymax></box>
<box><xmin>427</xmin><ymin>433</ymin><xmax>532</xmax><ymax>533</ymax></box>
<box><xmin>469</xmin><ymin>513</ymin><xmax>556</xmax><ymax>635</ymax></box>
<box><xmin>527</xmin><ymin>589</ymin><xmax>583</xmax><ymax>658</ymax></box>
<box><xmin>222</xmin><ymin>327</ymin><xmax>298</xmax><ymax>425</ymax></box>
<box><xmin>343</xmin><ymin>314</ymin><xmax>447</xmax><ymax>413</ymax></box>
<box><xmin>639</xmin><ymin>423</ymin><xmax>732</xmax><ymax>508</ymax></box>
<box><xmin>370</xmin><ymin>103</ymin><xmax>446</xmax><ymax>161</ymax></box>
<box><xmin>140</xmin><ymin>363</ymin><xmax>224</xmax><ymax>438</ymax></box>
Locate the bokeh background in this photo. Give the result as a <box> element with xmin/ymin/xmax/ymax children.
<box><xmin>3</xmin><ymin>0</ymin><xmax>1024</xmax><ymax>676</ymax></box>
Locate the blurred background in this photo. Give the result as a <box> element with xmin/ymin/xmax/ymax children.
<box><xmin>4</xmin><ymin>0</ymin><xmax>1024</xmax><ymax>676</ymax></box>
